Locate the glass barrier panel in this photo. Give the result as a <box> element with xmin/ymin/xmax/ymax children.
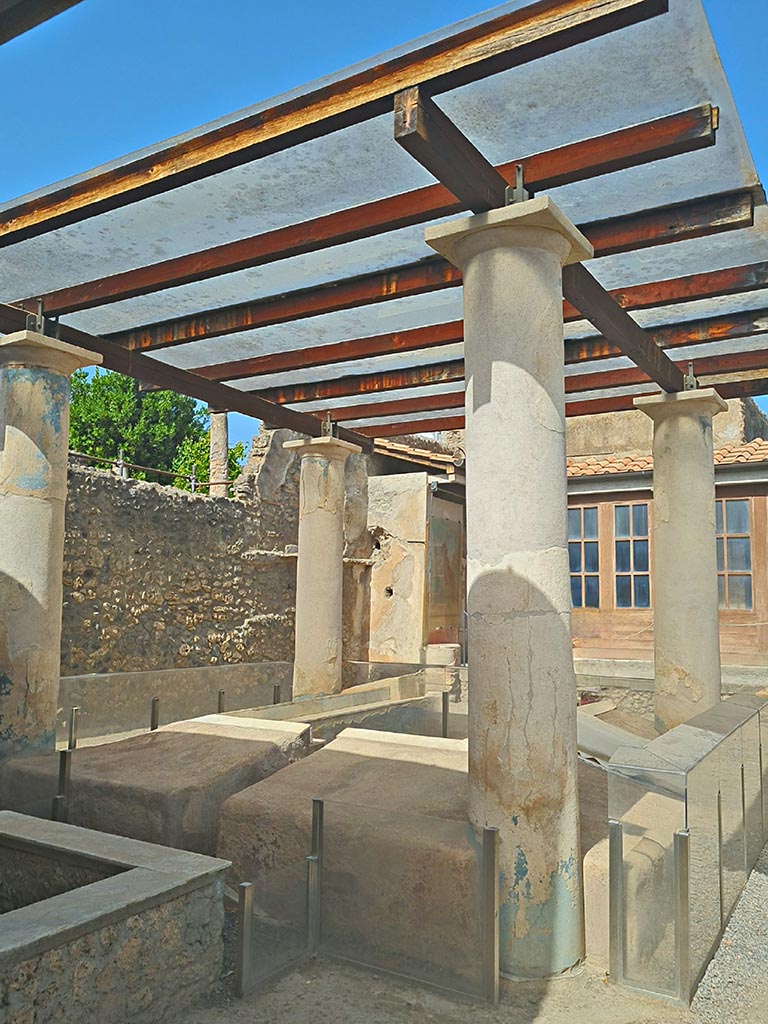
<box><xmin>244</xmin><ymin>854</ymin><xmax>309</xmax><ymax>988</ymax></box>
<box><xmin>319</xmin><ymin>799</ymin><xmax>485</xmax><ymax>997</ymax></box>
<box><xmin>718</xmin><ymin>730</ymin><xmax>747</xmax><ymax>922</ymax></box>
<box><xmin>607</xmin><ymin>762</ymin><xmax>685</xmax><ymax>998</ymax></box>
<box><xmin>740</xmin><ymin>713</ymin><xmax>763</xmax><ymax>872</ymax></box>
<box><xmin>686</xmin><ymin>753</ymin><xmax>722</xmax><ymax>993</ymax></box>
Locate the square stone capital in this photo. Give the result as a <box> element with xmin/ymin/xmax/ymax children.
<box><xmin>283</xmin><ymin>435</ymin><xmax>362</xmax><ymax>460</ymax></box>
<box><xmin>0</xmin><ymin>330</ymin><xmax>102</xmax><ymax>376</ymax></box>
<box><xmin>634</xmin><ymin>388</ymin><xmax>728</xmax><ymax>421</ymax></box>
<box><xmin>424</xmin><ymin>196</ymin><xmax>593</xmax><ymax>270</ymax></box>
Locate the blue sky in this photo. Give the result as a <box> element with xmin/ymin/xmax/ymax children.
<box><xmin>1</xmin><ymin>0</ymin><xmax>766</xmax><ymax>448</ymax></box>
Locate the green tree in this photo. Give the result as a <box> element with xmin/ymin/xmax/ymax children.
<box><xmin>172</xmin><ymin>434</ymin><xmax>247</xmax><ymax>494</ymax></box>
<box><xmin>69</xmin><ymin>368</ymin><xmax>208</xmax><ymax>474</ymax></box>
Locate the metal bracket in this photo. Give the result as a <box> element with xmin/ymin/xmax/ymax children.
<box><xmin>25</xmin><ymin>299</ymin><xmax>45</xmax><ymax>334</ymax></box>
<box><xmin>505</xmin><ymin>164</ymin><xmax>532</xmax><ymax>205</ymax></box>
<box><xmin>683</xmin><ymin>361</ymin><xmax>699</xmax><ymax>391</ymax></box>
<box><xmin>321</xmin><ymin>413</ymin><xmax>336</xmax><ymax>437</ymax></box>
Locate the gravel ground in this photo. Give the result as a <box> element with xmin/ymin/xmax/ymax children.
<box><xmin>691</xmin><ymin>846</ymin><xmax>768</xmax><ymax>1023</ymax></box>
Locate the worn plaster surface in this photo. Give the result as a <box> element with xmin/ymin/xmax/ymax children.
<box><xmin>636</xmin><ymin>389</ymin><xmax>727</xmax><ymax>730</ymax></box>
<box><xmin>427</xmin><ymin>199</ymin><xmax>590</xmax><ymax>977</ymax></box>
<box><xmin>0</xmin><ymin>332</ymin><xmax>99</xmax><ymax>760</ymax></box>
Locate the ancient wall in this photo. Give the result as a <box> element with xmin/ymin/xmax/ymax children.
<box><xmin>62</xmin><ymin>466</ymin><xmax>297</xmax><ymax>676</ymax></box>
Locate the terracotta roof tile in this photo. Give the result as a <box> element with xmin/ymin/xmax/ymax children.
<box><xmin>568</xmin><ymin>439</ymin><xmax>768</xmax><ymax>478</ymax></box>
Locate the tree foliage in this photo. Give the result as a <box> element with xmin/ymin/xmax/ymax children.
<box><xmin>172</xmin><ymin>434</ymin><xmax>247</xmax><ymax>493</ymax></box>
<box><xmin>69</xmin><ymin>368</ymin><xmax>208</xmax><ymax>473</ymax></box>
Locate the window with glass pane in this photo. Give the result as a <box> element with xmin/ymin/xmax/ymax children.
<box><xmin>614</xmin><ymin>502</ymin><xmax>650</xmax><ymax>608</ymax></box>
<box><xmin>568</xmin><ymin>506</ymin><xmax>599</xmax><ymax>608</ymax></box>
<box><xmin>716</xmin><ymin>499</ymin><xmax>752</xmax><ymax>610</ymax></box>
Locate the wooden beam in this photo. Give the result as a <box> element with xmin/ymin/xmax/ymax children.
<box><xmin>562</xmin><ymin>263</ymin><xmax>684</xmax><ymax>391</ymax></box>
<box><xmin>253</xmin><ymin>306</ymin><xmax>768</xmax><ymax>404</ymax></box>
<box><xmin>356</xmin><ymin>415</ymin><xmax>466</xmax><ymax>438</ymax></box>
<box><xmin>330</xmin><ymin>389</ymin><xmax>466</xmax><ymax>422</ymax></box>
<box><xmin>106</xmin><ymin>190</ymin><xmax>754</xmax><ymax>353</ymax></box>
<box><xmin>193</xmin><ymin>261</ymin><xmax>768</xmax><ymax>382</ymax></box>
<box><xmin>0</xmin><ymin>0</ymin><xmax>82</xmax><ymax>44</ymax></box>
<box><xmin>29</xmin><ymin>104</ymin><xmax>718</xmax><ymax>316</ymax></box>
<box><xmin>0</xmin><ymin>303</ymin><xmax>371</xmax><ymax>449</ymax></box>
<box><xmin>0</xmin><ymin>0</ymin><xmax>666</xmax><ymax>246</ymax></box>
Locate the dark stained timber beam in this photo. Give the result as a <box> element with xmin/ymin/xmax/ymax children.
<box><xmin>257</xmin><ymin>361</ymin><xmax>466</xmax><ymax>405</ymax></box>
<box><xmin>562</xmin><ymin>263</ymin><xmax>684</xmax><ymax>390</ymax></box>
<box><xmin>195</xmin><ymin>261</ymin><xmax>768</xmax><ymax>382</ymax></box>
<box><xmin>0</xmin><ymin>0</ymin><xmax>667</xmax><ymax>245</ymax></box>
<box><xmin>105</xmin><ymin>191</ymin><xmax>754</xmax><ymax>353</ymax></box>
<box><xmin>0</xmin><ymin>303</ymin><xmax>371</xmax><ymax>449</ymax></box>
<box><xmin>393</xmin><ymin>83</ymin><xmax>687</xmax><ymax>391</ymax></box>
<box><xmin>0</xmin><ymin>0</ymin><xmax>83</xmax><ymax>44</ymax></box>
<box><xmin>29</xmin><ymin>103</ymin><xmax>718</xmax><ymax>316</ymax></box>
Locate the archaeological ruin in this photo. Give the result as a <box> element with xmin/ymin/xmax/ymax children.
<box><xmin>1</xmin><ymin>1</ymin><xmax>768</xmax><ymax>1022</ymax></box>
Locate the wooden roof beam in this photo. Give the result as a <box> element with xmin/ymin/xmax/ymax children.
<box><xmin>394</xmin><ymin>84</ymin><xmax>683</xmax><ymax>391</ymax></box>
<box><xmin>0</xmin><ymin>0</ymin><xmax>82</xmax><ymax>45</ymax></box>
<box><xmin>1</xmin><ymin>0</ymin><xmax>667</xmax><ymax>246</ymax></box>
<box><xmin>105</xmin><ymin>190</ymin><xmax>754</xmax><ymax>353</ymax></box>
<box><xmin>26</xmin><ymin>104</ymin><xmax>718</xmax><ymax>317</ymax></box>
<box><xmin>193</xmin><ymin>260</ymin><xmax>768</xmax><ymax>383</ymax></box>
<box><xmin>0</xmin><ymin>303</ymin><xmax>372</xmax><ymax>449</ymax></box>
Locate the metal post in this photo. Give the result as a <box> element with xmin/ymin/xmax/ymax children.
<box><xmin>307</xmin><ymin>798</ymin><xmax>324</xmax><ymax>956</ymax></box>
<box><xmin>190</xmin><ymin>466</ymin><xmax>197</xmax><ymax>493</ymax></box>
<box><xmin>116</xmin><ymin>448</ymin><xmax>127</xmax><ymax>480</ymax></box>
<box><xmin>480</xmin><ymin>826</ymin><xmax>499</xmax><ymax>1005</ymax></box>
<box><xmin>674</xmin><ymin>829</ymin><xmax>691</xmax><ymax>1005</ymax></box>
<box><xmin>608</xmin><ymin>819</ymin><xmax>625</xmax><ymax>986</ymax></box>
<box><xmin>218</xmin><ymin>689</ymin><xmax>226</xmax><ymax>714</ymax></box>
<box><xmin>741</xmin><ymin>763</ymin><xmax>749</xmax><ymax>875</ymax></box>
<box><xmin>67</xmin><ymin>706</ymin><xmax>79</xmax><ymax>750</ymax></box>
<box><xmin>717</xmin><ymin>789</ymin><xmax>725</xmax><ymax>926</ymax></box>
<box><xmin>759</xmin><ymin>731</ymin><xmax>766</xmax><ymax>846</ymax></box>
<box><xmin>273</xmin><ymin>683</ymin><xmax>281</xmax><ymax>706</ymax></box>
<box><xmin>235</xmin><ymin>881</ymin><xmax>254</xmax><ymax>999</ymax></box>
<box><xmin>51</xmin><ymin>749</ymin><xmax>72</xmax><ymax>823</ymax></box>
<box><xmin>441</xmin><ymin>690</ymin><xmax>450</xmax><ymax>739</ymax></box>
<box><xmin>150</xmin><ymin>696</ymin><xmax>160</xmax><ymax>732</ymax></box>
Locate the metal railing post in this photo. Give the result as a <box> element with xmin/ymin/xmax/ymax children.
<box><xmin>235</xmin><ymin>881</ymin><xmax>254</xmax><ymax>998</ymax></box>
<box><xmin>307</xmin><ymin>798</ymin><xmax>324</xmax><ymax>956</ymax></box>
<box><xmin>67</xmin><ymin>706</ymin><xmax>79</xmax><ymax>750</ymax></box>
<box><xmin>190</xmin><ymin>466</ymin><xmax>197</xmax><ymax>493</ymax></box>
<box><xmin>717</xmin><ymin>789</ymin><xmax>725</xmax><ymax>925</ymax></box>
<box><xmin>608</xmin><ymin>819</ymin><xmax>624</xmax><ymax>986</ymax></box>
<box><xmin>273</xmin><ymin>683</ymin><xmax>281</xmax><ymax>706</ymax></box>
<box><xmin>480</xmin><ymin>826</ymin><xmax>499</xmax><ymax>1005</ymax></box>
<box><xmin>150</xmin><ymin>696</ymin><xmax>160</xmax><ymax>732</ymax></box>
<box><xmin>51</xmin><ymin>749</ymin><xmax>72</xmax><ymax>823</ymax></box>
<box><xmin>218</xmin><ymin>689</ymin><xmax>226</xmax><ymax>714</ymax></box>
<box><xmin>441</xmin><ymin>690</ymin><xmax>450</xmax><ymax>739</ymax></box>
<box><xmin>674</xmin><ymin>829</ymin><xmax>691</xmax><ymax>1006</ymax></box>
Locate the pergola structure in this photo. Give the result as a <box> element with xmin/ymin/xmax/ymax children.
<box><xmin>1</xmin><ymin>0</ymin><xmax>767</xmax><ymax>987</ymax></box>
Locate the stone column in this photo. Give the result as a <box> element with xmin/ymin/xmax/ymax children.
<box><xmin>209</xmin><ymin>409</ymin><xmax>229</xmax><ymax>498</ymax></box>
<box><xmin>426</xmin><ymin>198</ymin><xmax>593</xmax><ymax>978</ymax></box>
<box><xmin>635</xmin><ymin>389</ymin><xmax>727</xmax><ymax>731</ymax></box>
<box><xmin>0</xmin><ymin>331</ymin><xmax>101</xmax><ymax>758</ymax></box>
<box><xmin>283</xmin><ymin>436</ymin><xmax>360</xmax><ymax>699</ymax></box>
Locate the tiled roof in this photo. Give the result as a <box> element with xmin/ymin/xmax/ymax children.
<box><xmin>568</xmin><ymin>439</ymin><xmax>768</xmax><ymax>477</ymax></box>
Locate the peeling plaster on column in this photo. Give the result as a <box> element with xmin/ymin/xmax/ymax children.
<box><xmin>635</xmin><ymin>389</ymin><xmax>727</xmax><ymax>732</ymax></box>
<box><xmin>284</xmin><ymin>436</ymin><xmax>360</xmax><ymax>699</ymax></box>
<box><xmin>0</xmin><ymin>332</ymin><xmax>100</xmax><ymax>759</ymax></box>
<box><xmin>426</xmin><ymin>199</ymin><xmax>592</xmax><ymax>977</ymax></box>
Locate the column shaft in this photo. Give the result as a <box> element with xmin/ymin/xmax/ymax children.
<box><xmin>636</xmin><ymin>389</ymin><xmax>727</xmax><ymax>730</ymax></box>
<box><xmin>0</xmin><ymin>332</ymin><xmax>100</xmax><ymax>758</ymax></box>
<box><xmin>209</xmin><ymin>409</ymin><xmax>229</xmax><ymax>498</ymax></box>
<box><xmin>284</xmin><ymin>437</ymin><xmax>360</xmax><ymax>698</ymax></box>
<box><xmin>426</xmin><ymin>199</ymin><xmax>592</xmax><ymax>977</ymax></box>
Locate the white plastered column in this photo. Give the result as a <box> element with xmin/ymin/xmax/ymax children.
<box><xmin>0</xmin><ymin>331</ymin><xmax>101</xmax><ymax>758</ymax></box>
<box><xmin>283</xmin><ymin>436</ymin><xmax>361</xmax><ymax>699</ymax></box>
<box><xmin>426</xmin><ymin>198</ymin><xmax>592</xmax><ymax>978</ymax></box>
<box><xmin>635</xmin><ymin>388</ymin><xmax>727</xmax><ymax>731</ymax></box>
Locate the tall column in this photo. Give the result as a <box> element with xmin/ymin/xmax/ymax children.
<box><xmin>283</xmin><ymin>436</ymin><xmax>360</xmax><ymax>699</ymax></box>
<box><xmin>635</xmin><ymin>389</ymin><xmax>727</xmax><ymax>731</ymax></box>
<box><xmin>0</xmin><ymin>331</ymin><xmax>101</xmax><ymax>758</ymax></box>
<box><xmin>209</xmin><ymin>409</ymin><xmax>229</xmax><ymax>498</ymax></box>
<box><xmin>426</xmin><ymin>198</ymin><xmax>593</xmax><ymax>978</ymax></box>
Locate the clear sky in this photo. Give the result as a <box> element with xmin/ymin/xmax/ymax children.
<box><xmin>1</xmin><ymin>0</ymin><xmax>766</xmax><ymax>448</ymax></box>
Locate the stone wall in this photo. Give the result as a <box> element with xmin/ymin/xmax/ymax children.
<box><xmin>1</xmin><ymin>882</ymin><xmax>223</xmax><ymax>1024</ymax></box>
<box><xmin>0</xmin><ymin>846</ymin><xmax>121</xmax><ymax>914</ymax></box>
<box><xmin>62</xmin><ymin>466</ymin><xmax>296</xmax><ymax>676</ymax></box>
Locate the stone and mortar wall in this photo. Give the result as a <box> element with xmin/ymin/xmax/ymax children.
<box><xmin>62</xmin><ymin>465</ymin><xmax>296</xmax><ymax>676</ymax></box>
<box><xmin>0</xmin><ymin>883</ymin><xmax>223</xmax><ymax>1024</ymax></box>
<box><xmin>0</xmin><ymin>847</ymin><xmax>121</xmax><ymax>914</ymax></box>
